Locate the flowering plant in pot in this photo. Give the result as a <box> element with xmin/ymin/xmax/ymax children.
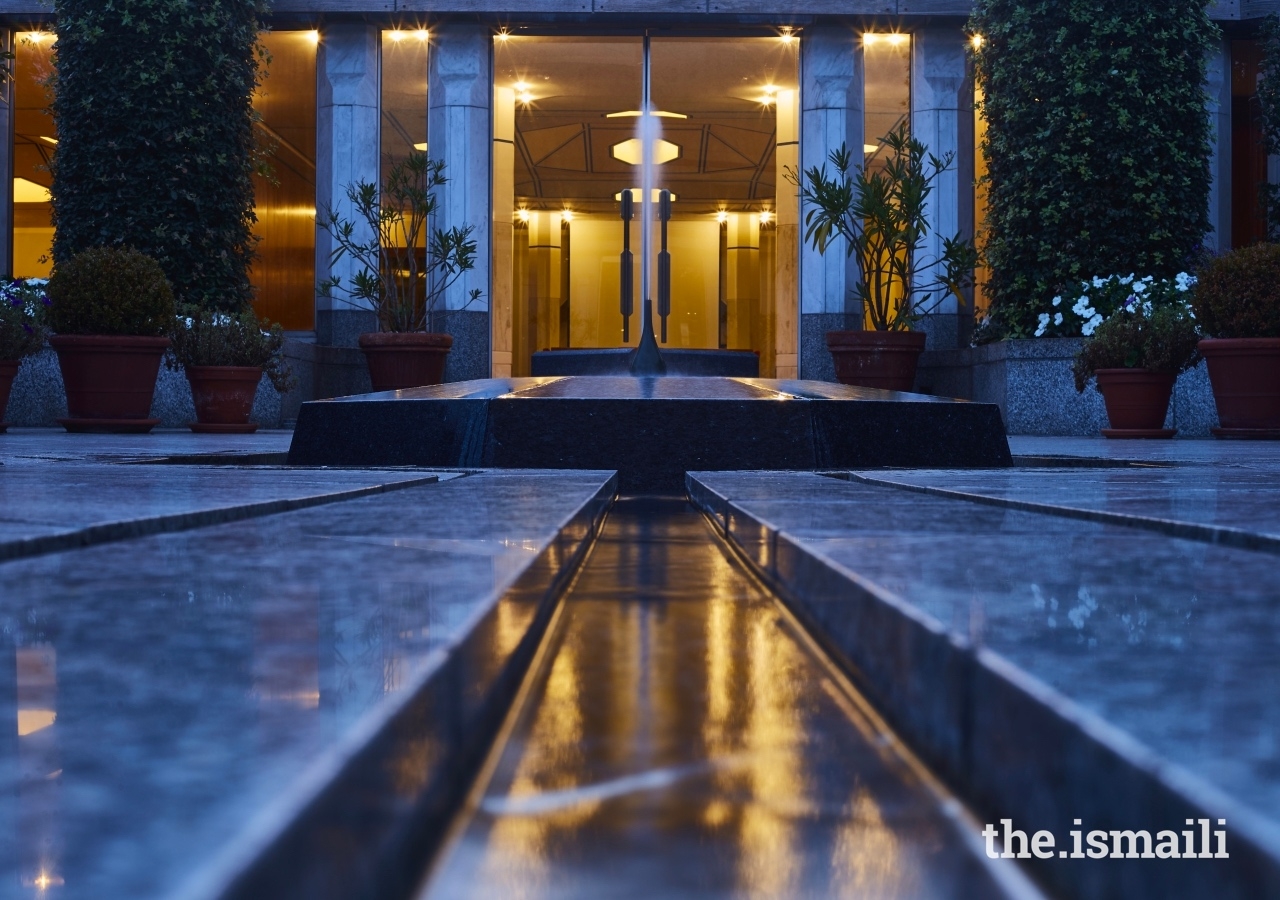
<box><xmin>318</xmin><ymin>152</ymin><xmax>481</xmax><ymax>392</ymax></box>
<box><xmin>1071</xmin><ymin>290</ymin><xmax>1201</xmax><ymax>439</ymax></box>
<box><xmin>166</xmin><ymin>307</ymin><xmax>294</xmax><ymax>433</ymax></box>
<box><xmin>0</xmin><ymin>278</ymin><xmax>50</xmax><ymax>432</ymax></box>
<box><xmin>46</xmin><ymin>247</ymin><xmax>175</xmax><ymax>433</ymax></box>
<box><xmin>1190</xmin><ymin>244</ymin><xmax>1280</xmax><ymax>437</ymax></box>
<box><xmin>1031</xmin><ymin>272</ymin><xmax>1197</xmax><ymax>338</ymax></box>
<box><xmin>792</xmin><ymin>123</ymin><xmax>979</xmax><ymax>390</ymax></box>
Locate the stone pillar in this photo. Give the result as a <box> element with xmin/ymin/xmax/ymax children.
<box><xmin>1205</xmin><ymin>36</ymin><xmax>1231</xmax><ymax>254</ymax></box>
<box><xmin>800</xmin><ymin>26</ymin><xmax>863</xmax><ymax>382</ymax></box>
<box><xmin>724</xmin><ymin>213</ymin><xmax>760</xmax><ymax>351</ymax></box>
<box><xmin>315</xmin><ymin>24</ymin><xmax>380</xmax><ymax>347</ymax></box>
<box><xmin>492</xmin><ymin>85</ymin><xmax>515</xmax><ymax>378</ymax></box>
<box><xmin>428</xmin><ymin>23</ymin><xmax>492</xmax><ymax>382</ymax></box>
<box><xmin>774</xmin><ymin>88</ymin><xmax>800</xmax><ymax>379</ymax></box>
<box><xmin>911</xmin><ymin>27</ymin><xmax>967</xmax><ymax>351</ymax></box>
<box><xmin>526</xmin><ymin>211</ymin><xmax>563</xmax><ymax>353</ymax></box>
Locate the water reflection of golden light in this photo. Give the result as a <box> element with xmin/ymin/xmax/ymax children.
<box><xmin>832</xmin><ymin>788</ymin><xmax>913</xmax><ymax>894</ymax></box>
<box><xmin>17</xmin><ymin>710</ymin><xmax>57</xmax><ymax>736</ymax></box>
<box><xmin>24</xmin><ymin>870</ymin><xmax>63</xmax><ymax>890</ymax></box>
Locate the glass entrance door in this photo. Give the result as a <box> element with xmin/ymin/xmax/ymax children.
<box><xmin>493</xmin><ymin>34</ymin><xmax>798</xmax><ymax>376</ymax></box>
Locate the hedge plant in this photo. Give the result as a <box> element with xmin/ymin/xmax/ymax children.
<box><xmin>50</xmin><ymin>0</ymin><xmax>266</xmax><ymax>314</ymax></box>
<box><xmin>46</xmin><ymin>247</ymin><xmax>175</xmax><ymax>337</ymax></box>
<box><xmin>969</xmin><ymin>0</ymin><xmax>1219</xmax><ymax>341</ymax></box>
<box><xmin>1257</xmin><ymin>15</ymin><xmax>1280</xmax><ymax>240</ymax></box>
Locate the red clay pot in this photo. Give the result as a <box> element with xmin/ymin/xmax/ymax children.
<box><xmin>1094</xmin><ymin>368</ymin><xmax>1176</xmax><ymax>438</ymax></box>
<box><xmin>825</xmin><ymin>329</ymin><xmax>926</xmax><ymax>392</ymax></box>
<box><xmin>0</xmin><ymin>359</ymin><xmax>17</xmax><ymax>432</ymax></box>
<box><xmin>186</xmin><ymin>365</ymin><xmax>262</xmax><ymax>434</ymax></box>
<box><xmin>1198</xmin><ymin>337</ymin><xmax>1280</xmax><ymax>438</ymax></box>
<box><xmin>358</xmin><ymin>331</ymin><xmax>452</xmax><ymax>392</ymax></box>
<box><xmin>50</xmin><ymin>334</ymin><xmax>169</xmax><ymax>433</ymax></box>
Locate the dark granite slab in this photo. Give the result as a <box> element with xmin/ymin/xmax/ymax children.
<box><xmin>531</xmin><ymin>347</ymin><xmax>760</xmax><ymax>377</ymax></box>
<box><xmin>289</xmin><ymin>376</ymin><xmax>1013</xmax><ymax>492</ymax></box>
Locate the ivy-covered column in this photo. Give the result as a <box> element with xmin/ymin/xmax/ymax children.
<box><xmin>799</xmin><ymin>26</ymin><xmax>863</xmax><ymax>383</ymax></box>
<box><xmin>428</xmin><ymin>23</ymin><xmax>492</xmax><ymax>383</ymax></box>
<box><xmin>911</xmin><ymin>27</ymin><xmax>968</xmax><ymax>351</ymax></box>
<box><xmin>315</xmin><ymin>23</ymin><xmax>380</xmax><ymax>347</ymax></box>
<box><xmin>1205</xmin><ymin>35</ymin><xmax>1231</xmax><ymax>253</ymax></box>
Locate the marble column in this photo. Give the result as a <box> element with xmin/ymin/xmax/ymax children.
<box><xmin>428</xmin><ymin>23</ymin><xmax>492</xmax><ymax>382</ymax></box>
<box><xmin>724</xmin><ymin>213</ymin><xmax>760</xmax><ymax>351</ymax></box>
<box><xmin>315</xmin><ymin>24</ymin><xmax>380</xmax><ymax>347</ymax></box>
<box><xmin>800</xmin><ymin>26</ymin><xmax>862</xmax><ymax>382</ymax></box>
<box><xmin>1205</xmin><ymin>36</ymin><xmax>1232</xmax><ymax>254</ymax></box>
<box><xmin>911</xmin><ymin>27</ymin><xmax>968</xmax><ymax>351</ymax></box>
<box><xmin>526</xmin><ymin>211</ymin><xmax>563</xmax><ymax>353</ymax></box>
<box><xmin>492</xmin><ymin>86</ymin><xmax>515</xmax><ymax>378</ymax></box>
<box><xmin>774</xmin><ymin>88</ymin><xmax>799</xmax><ymax>379</ymax></box>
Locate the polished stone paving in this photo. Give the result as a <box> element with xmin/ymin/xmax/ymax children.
<box><xmin>421</xmin><ymin>498</ymin><xmax>1034</xmax><ymax>900</ymax></box>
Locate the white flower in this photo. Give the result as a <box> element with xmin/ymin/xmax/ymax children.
<box><xmin>1120</xmin><ymin>274</ymin><xmax>1134</xmax><ymax>285</ymax></box>
<box><xmin>1052</xmin><ymin>295</ymin><xmax>1062</xmax><ymax>307</ymax></box>
<box><xmin>1035</xmin><ymin>312</ymin><xmax>1050</xmax><ymax>337</ymax></box>
<box><xmin>1092</xmin><ymin>276</ymin><xmax>1105</xmax><ymax>289</ymax></box>
<box><xmin>1174</xmin><ymin>272</ymin><xmax>1195</xmax><ymax>292</ymax></box>
<box><xmin>1053</xmin><ymin>312</ymin><xmax>1063</xmax><ymax>326</ymax></box>
<box><xmin>1132</xmin><ymin>281</ymin><xmax>1146</xmax><ymax>294</ymax></box>
<box><xmin>1081</xmin><ymin>313</ymin><xmax>1104</xmax><ymax>336</ymax></box>
<box><xmin>1072</xmin><ymin>297</ymin><xmax>1091</xmax><ymax>316</ymax></box>
<box><xmin>1142</xmin><ymin>300</ymin><xmax>1152</xmax><ymax>316</ymax></box>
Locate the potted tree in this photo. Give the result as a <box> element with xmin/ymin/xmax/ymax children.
<box><xmin>46</xmin><ymin>247</ymin><xmax>175</xmax><ymax>433</ymax></box>
<box><xmin>1191</xmin><ymin>244</ymin><xmax>1280</xmax><ymax>437</ymax></box>
<box><xmin>794</xmin><ymin>124</ymin><xmax>978</xmax><ymax>390</ymax></box>
<box><xmin>318</xmin><ymin>152</ymin><xmax>481</xmax><ymax>392</ymax></box>
<box><xmin>0</xmin><ymin>278</ymin><xmax>50</xmax><ymax>432</ymax></box>
<box><xmin>167</xmin><ymin>307</ymin><xmax>293</xmax><ymax>433</ymax></box>
<box><xmin>1071</xmin><ymin>290</ymin><xmax>1201</xmax><ymax>438</ymax></box>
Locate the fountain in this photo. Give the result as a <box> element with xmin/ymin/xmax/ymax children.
<box><xmin>288</xmin><ymin>35</ymin><xmax>1012</xmax><ymax>490</ymax></box>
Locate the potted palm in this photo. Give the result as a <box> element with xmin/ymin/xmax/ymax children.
<box><xmin>46</xmin><ymin>247</ymin><xmax>175</xmax><ymax>433</ymax></box>
<box><xmin>318</xmin><ymin>152</ymin><xmax>481</xmax><ymax>392</ymax></box>
<box><xmin>167</xmin><ymin>306</ymin><xmax>294</xmax><ymax>433</ymax></box>
<box><xmin>1191</xmin><ymin>244</ymin><xmax>1280</xmax><ymax>437</ymax></box>
<box><xmin>0</xmin><ymin>278</ymin><xmax>50</xmax><ymax>432</ymax></box>
<box><xmin>794</xmin><ymin>123</ymin><xmax>979</xmax><ymax>390</ymax></box>
<box><xmin>1072</xmin><ymin>290</ymin><xmax>1201</xmax><ymax>438</ymax></box>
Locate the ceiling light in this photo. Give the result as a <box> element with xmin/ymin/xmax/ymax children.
<box><xmin>514</xmin><ymin>81</ymin><xmax>530</xmax><ymax>90</ymax></box>
<box><xmin>496</xmin><ymin>30</ymin><xmax>511</xmax><ymax>42</ymax></box>
<box><xmin>415</xmin><ymin>29</ymin><xmax>428</xmax><ymax>41</ymax></box>
<box><xmin>615</xmin><ymin>189</ymin><xmax>678</xmax><ymax>202</ymax></box>
<box><xmin>21</xmin><ymin>32</ymin><xmax>51</xmax><ymax>44</ymax></box>
<box><xmin>864</xmin><ymin>33</ymin><xmax>908</xmax><ymax>47</ymax></box>
<box><xmin>605</xmin><ymin>110</ymin><xmax>688</xmax><ymax>119</ymax></box>
<box><xmin>560</xmin><ymin>209</ymin><xmax>574</xmax><ymax>223</ymax></box>
<box><xmin>971</xmin><ymin>34</ymin><xmax>985</xmax><ymax>50</ymax></box>
<box><xmin>864</xmin><ymin>143</ymin><xmax>879</xmax><ymax>154</ymax></box>
<box><xmin>389</xmin><ymin>30</ymin><xmax>405</xmax><ymax>42</ymax></box>
<box><xmin>611</xmin><ymin>138</ymin><xmax>681</xmax><ymax>166</ymax></box>
<box><xmin>758</xmin><ymin>210</ymin><xmax>773</xmax><ymax>225</ymax></box>
<box><xmin>518</xmin><ymin>91</ymin><xmax>534</xmax><ymax>104</ymax></box>
<box><xmin>13</xmin><ymin>178</ymin><xmax>50</xmax><ymax>204</ymax></box>
<box><xmin>716</xmin><ymin>210</ymin><xmax>729</xmax><ymax>224</ymax></box>
<box><xmin>38</xmin><ymin>136</ymin><xmax>58</xmax><ymax>146</ymax></box>
<box><xmin>516</xmin><ymin>208</ymin><xmax>531</xmax><ymax>223</ymax></box>
<box><xmin>307</xmin><ymin>30</ymin><xmax>319</xmax><ymax>44</ymax></box>
<box><xmin>413</xmin><ymin>142</ymin><xmax>428</xmax><ymax>152</ymax></box>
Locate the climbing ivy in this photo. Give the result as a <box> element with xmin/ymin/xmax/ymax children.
<box><xmin>1257</xmin><ymin>15</ymin><xmax>1280</xmax><ymax>241</ymax></box>
<box><xmin>50</xmin><ymin>0</ymin><xmax>267</xmax><ymax>313</ymax></box>
<box><xmin>969</xmin><ymin>0</ymin><xmax>1219</xmax><ymax>341</ymax></box>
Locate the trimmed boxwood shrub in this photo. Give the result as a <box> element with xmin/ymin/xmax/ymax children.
<box><xmin>970</xmin><ymin>0</ymin><xmax>1219</xmax><ymax>341</ymax></box>
<box><xmin>1192</xmin><ymin>242</ymin><xmax>1280</xmax><ymax>338</ymax></box>
<box><xmin>47</xmin><ymin>246</ymin><xmax>175</xmax><ymax>336</ymax></box>
<box><xmin>50</xmin><ymin>0</ymin><xmax>265</xmax><ymax>314</ymax></box>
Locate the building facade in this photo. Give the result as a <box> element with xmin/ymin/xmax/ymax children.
<box><xmin>0</xmin><ymin>1</ymin><xmax>1271</xmax><ymax>395</ymax></box>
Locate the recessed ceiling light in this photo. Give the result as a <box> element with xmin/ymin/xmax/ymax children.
<box><xmin>610</xmin><ymin>138</ymin><xmax>681</xmax><ymax>166</ymax></box>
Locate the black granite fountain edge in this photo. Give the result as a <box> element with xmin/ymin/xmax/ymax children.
<box><xmin>687</xmin><ymin>472</ymin><xmax>1280</xmax><ymax>900</ymax></box>
<box><xmin>835</xmin><ymin>471</ymin><xmax>1280</xmax><ymax>556</ymax></box>
<box><xmin>0</xmin><ymin>474</ymin><xmax>441</xmax><ymax>565</ymax></box>
<box><xmin>174</xmin><ymin>472</ymin><xmax>617</xmax><ymax>900</ymax></box>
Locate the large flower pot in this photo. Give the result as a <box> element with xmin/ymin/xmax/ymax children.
<box><xmin>0</xmin><ymin>359</ymin><xmax>17</xmax><ymax>433</ymax></box>
<box><xmin>358</xmin><ymin>331</ymin><xmax>453</xmax><ymax>392</ymax></box>
<box><xmin>50</xmin><ymin>334</ymin><xmax>169</xmax><ymax>433</ymax></box>
<box><xmin>826</xmin><ymin>329</ymin><xmax>927</xmax><ymax>392</ymax></box>
<box><xmin>1094</xmin><ymin>368</ymin><xmax>1176</xmax><ymax>439</ymax></box>
<box><xmin>1198</xmin><ymin>337</ymin><xmax>1280</xmax><ymax>438</ymax></box>
<box><xmin>185</xmin><ymin>365</ymin><xmax>262</xmax><ymax>434</ymax></box>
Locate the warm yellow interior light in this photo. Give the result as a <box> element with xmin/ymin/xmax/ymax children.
<box><xmin>560</xmin><ymin>209</ymin><xmax>574</xmax><ymax>223</ymax></box>
<box><xmin>14</xmin><ymin>178</ymin><xmax>51</xmax><ymax>204</ymax></box>
<box><xmin>496</xmin><ymin>30</ymin><xmax>511</xmax><ymax>42</ymax></box>
<box><xmin>306</xmin><ymin>30</ymin><xmax>319</xmax><ymax>44</ymax></box>
<box><xmin>864</xmin><ymin>143</ymin><xmax>880</xmax><ymax>154</ymax></box>
<box><xmin>413</xmin><ymin>142</ymin><xmax>427</xmax><ymax>152</ymax></box>
<box><xmin>516</xmin><ymin>208</ymin><xmax>531</xmax><ymax>223</ymax></box>
<box><xmin>615</xmin><ymin>189</ymin><xmax>678</xmax><ymax>202</ymax></box>
<box><xmin>389</xmin><ymin>30</ymin><xmax>405</xmax><ymax>42</ymax></box>
<box><xmin>971</xmin><ymin>34</ymin><xmax>985</xmax><ymax>50</ymax></box>
<box><xmin>864</xmin><ymin>33</ymin><xmax>909</xmax><ymax>47</ymax></box>
<box><xmin>758</xmin><ymin>209</ymin><xmax>774</xmax><ymax>225</ymax></box>
<box><xmin>605</xmin><ymin>110</ymin><xmax>689</xmax><ymax>120</ymax></box>
<box><xmin>518</xmin><ymin>91</ymin><xmax>534</xmax><ymax>104</ymax></box>
<box><xmin>21</xmin><ymin>31</ymin><xmax>51</xmax><ymax>44</ymax></box>
<box><xmin>17</xmin><ymin>708</ymin><xmax>56</xmax><ymax>736</ymax></box>
<box><xmin>716</xmin><ymin>210</ymin><xmax>729</xmax><ymax>224</ymax></box>
<box><xmin>514</xmin><ymin>81</ymin><xmax>530</xmax><ymax>90</ymax></box>
<box><xmin>415</xmin><ymin>29</ymin><xmax>429</xmax><ymax>41</ymax></box>
<box><xmin>38</xmin><ymin>136</ymin><xmax>58</xmax><ymax>146</ymax></box>
<box><xmin>610</xmin><ymin>138</ymin><xmax>681</xmax><ymax>166</ymax></box>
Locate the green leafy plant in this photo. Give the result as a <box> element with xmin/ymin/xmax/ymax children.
<box><xmin>792</xmin><ymin>123</ymin><xmax>978</xmax><ymax>331</ymax></box>
<box><xmin>166</xmin><ymin>306</ymin><xmax>294</xmax><ymax>392</ymax></box>
<box><xmin>50</xmin><ymin>0</ymin><xmax>265</xmax><ymax>313</ymax></box>
<box><xmin>46</xmin><ymin>246</ymin><xmax>175</xmax><ymax>336</ymax></box>
<box><xmin>0</xmin><ymin>279</ymin><xmax>50</xmax><ymax>359</ymax></box>
<box><xmin>1191</xmin><ymin>243</ymin><xmax>1280</xmax><ymax>338</ymax></box>
<box><xmin>318</xmin><ymin>152</ymin><xmax>481</xmax><ymax>333</ymax></box>
<box><xmin>1258</xmin><ymin>16</ymin><xmax>1280</xmax><ymax>241</ymax></box>
<box><xmin>970</xmin><ymin>0</ymin><xmax>1218</xmax><ymax>341</ymax></box>
<box><xmin>1072</xmin><ymin>299</ymin><xmax>1201</xmax><ymax>392</ymax></box>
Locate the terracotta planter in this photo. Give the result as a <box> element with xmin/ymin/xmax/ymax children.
<box><xmin>1198</xmin><ymin>337</ymin><xmax>1280</xmax><ymax>438</ymax></box>
<box><xmin>1093</xmin><ymin>368</ymin><xmax>1176</xmax><ymax>438</ymax></box>
<box><xmin>826</xmin><ymin>329</ymin><xmax>926</xmax><ymax>392</ymax></box>
<box><xmin>50</xmin><ymin>334</ymin><xmax>169</xmax><ymax>433</ymax></box>
<box><xmin>0</xmin><ymin>359</ymin><xmax>17</xmax><ymax>433</ymax></box>
<box><xmin>185</xmin><ymin>365</ymin><xmax>262</xmax><ymax>434</ymax></box>
<box><xmin>358</xmin><ymin>331</ymin><xmax>452</xmax><ymax>392</ymax></box>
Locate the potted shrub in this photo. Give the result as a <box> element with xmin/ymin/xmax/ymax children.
<box><xmin>1071</xmin><ymin>289</ymin><xmax>1201</xmax><ymax>439</ymax></box>
<box><xmin>167</xmin><ymin>307</ymin><xmax>294</xmax><ymax>433</ymax></box>
<box><xmin>0</xmin><ymin>278</ymin><xmax>50</xmax><ymax>432</ymax></box>
<box><xmin>793</xmin><ymin>123</ymin><xmax>978</xmax><ymax>390</ymax></box>
<box><xmin>318</xmin><ymin>152</ymin><xmax>481</xmax><ymax>391</ymax></box>
<box><xmin>46</xmin><ymin>247</ymin><xmax>175</xmax><ymax>433</ymax></box>
<box><xmin>1191</xmin><ymin>244</ymin><xmax>1280</xmax><ymax>437</ymax></box>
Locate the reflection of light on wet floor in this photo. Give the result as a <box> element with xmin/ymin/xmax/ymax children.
<box><xmin>17</xmin><ymin>709</ymin><xmax>57</xmax><ymax>736</ymax></box>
